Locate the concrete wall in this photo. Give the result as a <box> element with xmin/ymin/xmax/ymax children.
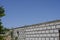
<box><xmin>13</xmin><ymin>20</ymin><xmax>60</xmax><ymax>40</ymax></box>
<box><xmin>13</xmin><ymin>28</ymin><xmax>25</xmax><ymax>40</ymax></box>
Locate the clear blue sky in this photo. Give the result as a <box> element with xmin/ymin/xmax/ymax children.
<box><xmin>0</xmin><ymin>0</ymin><xmax>60</xmax><ymax>28</ymax></box>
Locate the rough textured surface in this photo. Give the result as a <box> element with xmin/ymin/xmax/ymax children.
<box><xmin>12</xmin><ymin>20</ymin><xmax>60</xmax><ymax>40</ymax></box>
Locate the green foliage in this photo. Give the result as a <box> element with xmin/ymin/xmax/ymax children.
<box><xmin>4</xmin><ymin>28</ymin><xmax>10</xmax><ymax>31</ymax></box>
<box><xmin>0</xmin><ymin>6</ymin><xmax>5</xmax><ymax>40</ymax></box>
<box><xmin>0</xmin><ymin>6</ymin><xmax>5</xmax><ymax>18</ymax></box>
<box><xmin>0</xmin><ymin>36</ymin><xmax>4</xmax><ymax>40</ymax></box>
<box><xmin>15</xmin><ymin>37</ymin><xmax>18</xmax><ymax>40</ymax></box>
<box><xmin>0</xmin><ymin>22</ymin><xmax>3</xmax><ymax>32</ymax></box>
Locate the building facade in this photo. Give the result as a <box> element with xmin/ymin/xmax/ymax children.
<box><xmin>12</xmin><ymin>20</ymin><xmax>60</xmax><ymax>40</ymax></box>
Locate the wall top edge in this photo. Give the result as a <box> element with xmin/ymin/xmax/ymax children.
<box><xmin>13</xmin><ymin>20</ymin><xmax>60</xmax><ymax>29</ymax></box>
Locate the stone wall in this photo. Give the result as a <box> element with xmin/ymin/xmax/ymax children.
<box><xmin>13</xmin><ymin>20</ymin><xmax>60</xmax><ymax>40</ymax></box>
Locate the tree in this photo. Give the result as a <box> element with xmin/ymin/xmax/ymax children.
<box><xmin>0</xmin><ymin>6</ymin><xmax>5</xmax><ymax>40</ymax></box>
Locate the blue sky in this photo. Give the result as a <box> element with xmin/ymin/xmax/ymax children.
<box><xmin>0</xmin><ymin>0</ymin><xmax>60</xmax><ymax>28</ymax></box>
